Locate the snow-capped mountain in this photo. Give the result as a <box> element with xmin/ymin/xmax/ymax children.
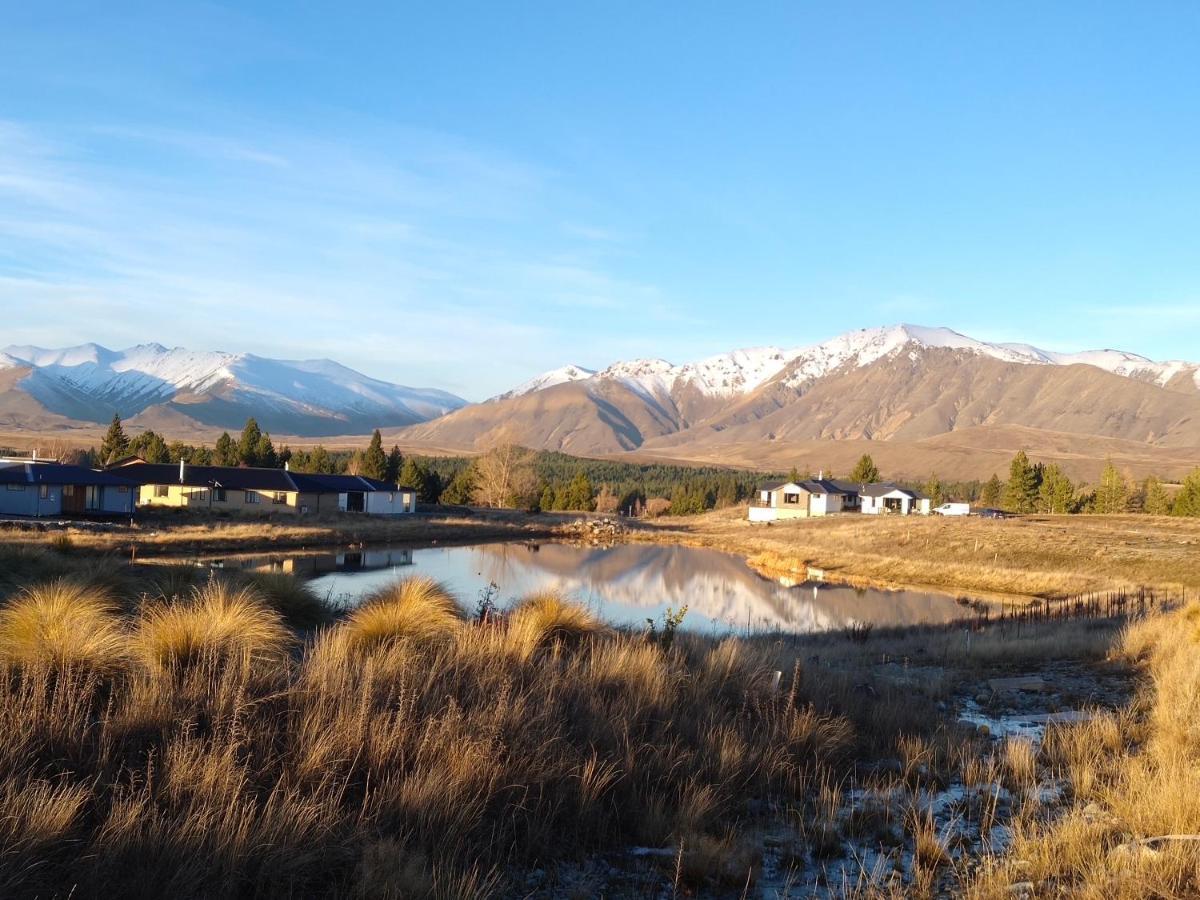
<box><xmin>399</xmin><ymin>323</ymin><xmax>1200</xmax><ymax>479</ymax></box>
<box><xmin>490</xmin><ymin>364</ymin><xmax>595</xmax><ymax>401</ymax></box>
<box><xmin>502</xmin><ymin>324</ymin><xmax>1200</xmax><ymax>402</ymax></box>
<box><xmin>0</xmin><ymin>343</ymin><xmax>466</xmax><ymax>436</ymax></box>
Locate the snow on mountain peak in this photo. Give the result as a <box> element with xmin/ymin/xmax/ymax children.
<box><xmin>490</xmin><ymin>364</ymin><xmax>596</xmax><ymax>401</ymax></box>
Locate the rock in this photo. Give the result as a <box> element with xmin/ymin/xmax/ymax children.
<box><xmin>1110</xmin><ymin>842</ymin><xmax>1162</xmax><ymax>863</ymax></box>
<box><xmin>1006</xmin><ymin>882</ymin><xmax>1035</xmax><ymax>898</ymax></box>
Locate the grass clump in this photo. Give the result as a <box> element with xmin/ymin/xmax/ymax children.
<box><xmin>0</xmin><ymin>579</ymin><xmax>126</xmax><ymax>671</ymax></box>
<box><xmin>339</xmin><ymin>577</ymin><xmax>464</xmax><ymax>650</ymax></box>
<box><xmin>133</xmin><ymin>577</ymin><xmax>291</xmax><ymax>671</ymax></box>
<box><xmin>506</xmin><ymin>589</ymin><xmax>603</xmax><ymax>658</ymax></box>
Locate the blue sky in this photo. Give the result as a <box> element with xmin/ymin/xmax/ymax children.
<box><xmin>2</xmin><ymin>2</ymin><xmax>1198</xmax><ymax>400</ymax></box>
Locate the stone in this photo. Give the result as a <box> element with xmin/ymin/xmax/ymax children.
<box><xmin>1006</xmin><ymin>882</ymin><xmax>1035</xmax><ymax>898</ymax></box>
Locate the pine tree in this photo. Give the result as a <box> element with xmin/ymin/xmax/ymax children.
<box><xmin>399</xmin><ymin>458</ymin><xmax>428</xmax><ymax>496</ymax></box>
<box><xmin>100</xmin><ymin>413</ymin><xmax>130</xmax><ymax>464</ymax></box>
<box><xmin>1142</xmin><ymin>476</ymin><xmax>1171</xmax><ymax>516</ymax></box>
<box><xmin>129</xmin><ymin>430</ymin><xmax>170</xmax><ymax>464</ymax></box>
<box><xmin>386</xmin><ymin>445</ymin><xmax>404</xmax><ymax>484</ymax></box>
<box><xmin>214</xmin><ymin>432</ymin><xmax>237</xmax><ymax>467</ymax></box>
<box><xmin>1172</xmin><ymin>469</ymin><xmax>1200</xmax><ymax>517</ymax></box>
<box><xmin>237</xmin><ymin>419</ymin><xmax>264</xmax><ymax>466</ymax></box>
<box><xmin>788</xmin><ymin>466</ymin><xmax>802</xmax><ymax>484</ymax></box>
<box><xmin>849</xmin><ymin>454</ymin><xmax>880</xmax><ymax>484</ymax></box>
<box><xmin>980</xmin><ymin>474</ymin><xmax>1003</xmax><ymax>507</ymax></box>
<box><xmin>1093</xmin><ymin>460</ymin><xmax>1128</xmax><ymax>515</ymax></box>
<box><xmin>560</xmin><ymin>471</ymin><xmax>596</xmax><ymax>511</ymax></box>
<box><xmin>361</xmin><ymin>429</ymin><xmax>388</xmax><ymax>480</ymax></box>
<box><xmin>440</xmin><ymin>466</ymin><xmax>477</xmax><ymax>505</ymax></box>
<box><xmin>254</xmin><ymin>432</ymin><xmax>277</xmax><ymax>468</ymax></box>
<box><xmin>1002</xmin><ymin>450</ymin><xmax>1039</xmax><ymax>514</ymax></box>
<box><xmin>923</xmin><ymin>473</ymin><xmax>944</xmax><ymax>508</ymax></box>
<box><xmin>539</xmin><ymin>484</ymin><xmax>556</xmax><ymax>512</ymax></box>
<box><xmin>1037</xmin><ymin>464</ymin><xmax>1075</xmax><ymax>514</ymax></box>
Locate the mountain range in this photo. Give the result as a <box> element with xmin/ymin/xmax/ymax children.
<box><xmin>0</xmin><ymin>343</ymin><xmax>465</xmax><ymax>438</ymax></box>
<box><xmin>395</xmin><ymin>325</ymin><xmax>1200</xmax><ymax>481</ymax></box>
<box><xmin>4</xmin><ymin>326</ymin><xmax>1200</xmax><ymax>481</ymax></box>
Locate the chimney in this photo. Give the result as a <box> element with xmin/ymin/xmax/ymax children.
<box><xmin>179</xmin><ymin>458</ymin><xmax>186</xmax><ymax>484</ymax></box>
<box><xmin>284</xmin><ymin>461</ymin><xmax>289</xmax><ymax>471</ymax></box>
<box><xmin>32</xmin><ymin>449</ymin><xmax>37</xmax><ymax>461</ymax></box>
<box><xmin>818</xmin><ymin>469</ymin><xmax>823</xmax><ymax>480</ymax></box>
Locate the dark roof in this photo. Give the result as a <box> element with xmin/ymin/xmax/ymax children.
<box><xmin>798</xmin><ymin>478</ymin><xmax>860</xmax><ymax>496</ymax></box>
<box><xmin>288</xmin><ymin>472</ymin><xmax>400</xmax><ymax>493</ymax></box>
<box><xmin>112</xmin><ymin>461</ymin><xmax>405</xmax><ymax>494</ymax></box>
<box><xmin>0</xmin><ymin>462</ymin><xmax>137</xmax><ymax>487</ymax></box>
<box><xmin>759</xmin><ymin>480</ymin><xmax>795</xmax><ymax>491</ymax></box>
<box><xmin>860</xmin><ymin>482</ymin><xmax>920</xmax><ymax>499</ymax></box>
<box><xmin>113</xmin><ymin>462</ymin><xmax>297</xmax><ymax>492</ymax></box>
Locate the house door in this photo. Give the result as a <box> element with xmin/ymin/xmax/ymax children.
<box><xmin>85</xmin><ymin>486</ymin><xmax>102</xmax><ymax>511</ymax></box>
<box><xmin>62</xmin><ymin>485</ymin><xmax>85</xmax><ymax>514</ymax></box>
<box><xmin>346</xmin><ymin>492</ymin><xmax>365</xmax><ymax>512</ymax></box>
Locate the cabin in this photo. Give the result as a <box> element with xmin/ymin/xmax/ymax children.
<box><xmin>109</xmin><ymin>459</ymin><xmax>417</xmax><ymax>516</ymax></box>
<box><xmin>859</xmin><ymin>483</ymin><xmax>931</xmax><ymax>516</ymax></box>
<box><xmin>0</xmin><ymin>460</ymin><xmax>136</xmax><ymax>518</ymax></box>
<box><xmin>749</xmin><ymin>478</ymin><xmax>861</xmax><ymax>521</ymax></box>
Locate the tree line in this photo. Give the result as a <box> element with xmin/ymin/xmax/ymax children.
<box><xmin>59</xmin><ymin>418</ymin><xmax>1200</xmax><ymax>517</ymax></box>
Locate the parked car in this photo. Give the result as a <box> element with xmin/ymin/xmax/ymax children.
<box><xmin>933</xmin><ymin>502</ymin><xmax>971</xmax><ymax>516</ymax></box>
<box><xmin>977</xmin><ymin>508</ymin><xmax>1007</xmax><ymax>519</ymax></box>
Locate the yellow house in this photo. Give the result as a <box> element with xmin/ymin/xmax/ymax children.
<box><xmin>111</xmin><ymin>460</ymin><xmax>417</xmax><ymax>516</ymax></box>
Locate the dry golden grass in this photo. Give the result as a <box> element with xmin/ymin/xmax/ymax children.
<box><xmin>966</xmin><ymin>601</ymin><xmax>1200</xmax><ymax>898</ymax></box>
<box><xmin>0</xmin><ymin>579</ymin><xmax>126</xmax><ymax>671</ymax></box>
<box><xmin>133</xmin><ymin>578</ymin><xmax>292</xmax><ymax>671</ymax></box>
<box><xmin>631</xmin><ymin>507</ymin><xmax>1200</xmax><ymax>599</ymax></box>
<box><xmin>506</xmin><ymin>589</ymin><xmax>604</xmax><ymax>659</ymax></box>
<box><xmin>338</xmin><ymin>577</ymin><xmax>464</xmax><ymax>650</ymax></box>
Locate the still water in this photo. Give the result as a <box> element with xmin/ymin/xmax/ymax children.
<box><xmin>153</xmin><ymin>541</ymin><xmax>975</xmax><ymax>634</ymax></box>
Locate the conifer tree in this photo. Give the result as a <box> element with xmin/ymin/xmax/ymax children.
<box><xmin>980</xmin><ymin>474</ymin><xmax>1003</xmax><ymax>507</ymax></box>
<box><xmin>1093</xmin><ymin>460</ymin><xmax>1128</xmax><ymax>514</ymax></box>
<box><xmin>1142</xmin><ymin>476</ymin><xmax>1171</xmax><ymax>516</ymax></box>
<box><xmin>788</xmin><ymin>466</ymin><xmax>802</xmax><ymax>484</ymax></box>
<box><xmin>1002</xmin><ymin>450</ymin><xmax>1039</xmax><ymax>514</ymax></box>
<box><xmin>237</xmin><ymin>419</ymin><xmax>264</xmax><ymax>466</ymax></box>
<box><xmin>129</xmin><ymin>430</ymin><xmax>170</xmax><ymax>464</ymax></box>
<box><xmin>849</xmin><ymin>454</ymin><xmax>880</xmax><ymax>484</ymax></box>
<box><xmin>359</xmin><ymin>430</ymin><xmax>388</xmax><ymax>480</ymax></box>
<box><xmin>560</xmin><ymin>471</ymin><xmax>596</xmax><ymax>511</ymax></box>
<box><xmin>100</xmin><ymin>413</ymin><xmax>130</xmax><ymax>464</ymax></box>
<box><xmin>440</xmin><ymin>465</ymin><xmax>476</xmax><ymax>506</ymax></box>
<box><xmin>386</xmin><ymin>445</ymin><xmax>404</xmax><ymax>484</ymax></box>
<box><xmin>1172</xmin><ymin>469</ymin><xmax>1200</xmax><ymax>517</ymax></box>
<box><xmin>214</xmin><ymin>432</ymin><xmax>237</xmax><ymax>467</ymax></box>
<box><xmin>539</xmin><ymin>484</ymin><xmax>556</xmax><ymax>512</ymax></box>
<box><xmin>1037</xmin><ymin>464</ymin><xmax>1074</xmax><ymax>514</ymax></box>
<box><xmin>254</xmin><ymin>432</ymin><xmax>277</xmax><ymax>468</ymax></box>
<box><xmin>923</xmin><ymin>473</ymin><xmax>944</xmax><ymax>508</ymax></box>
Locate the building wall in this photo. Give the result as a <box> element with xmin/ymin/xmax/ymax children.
<box><xmin>0</xmin><ymin>484</ymin><xmax>42</xmax><ymax>517</ymax></box>
<box><xmin>0</xmin><ymin>483</ymin><xmax>132</xmax><ymax>518</ymax></box>
<box><xmin>364</xmin><ymin>489</ymin><xmax>417</xmax><ymax>516</ymax></box>
<box><xmin>137</xmin><ymin>484</ymin><xmax>300</xmax><ymax>514</ymax></box>
<box><xmin>99</xmin><ymin>485</ymin><xmax>135</xmax><ymax>514</ymax></box>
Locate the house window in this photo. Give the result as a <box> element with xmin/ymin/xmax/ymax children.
<box><xmin>63</xmin><ymin>485</ymin><xmax>74</xmax><ymax>497</ymax></box>
<box><xmin>118</xmin><ymin>486</ymin><xmax>129</xmax><ymax>493</ymax></box>
<box><xmin>190</xmin><ymin>488</ymin><xmax>209</xmax><ymax>502</ymax></box>
<box><xmin>6</xmin><ymin>484</ymin><xmax>24</xmax><ymax>492</ymax></box>
<box><xmin>272</xmin><ymin>492</ymin><xmax>287</xmax><ymax>505</ymax></box>
<box><xmin>245</xmin><ymin>491</ymin><xmax>260</xmax><ymax>504</ymax></box>
<box><xmin>39</xmin><ymin>485</ymin><xmax>50</xmax><ymax>499</ymax></box>
<box><xmin>783</xmin><ymin>492</ymin><xmax>800</xmax><ymax>504</ymax></box>
<box><xmin>215</xmin><ymin>488</ymin><xmax>227</xmax><ymax>502</ymax></box>
<box><xmin>154</xmin><ymin>485</ymin><xmax>170</xmax><ymax>498</ymax></box>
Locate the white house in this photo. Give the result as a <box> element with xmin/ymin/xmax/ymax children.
<box><xmin>859</xmin><ymin>483</ymin><xmax>931</xmax><ymax>516</ymax></box>
<box><xmin>749</xmin><ymin>478</ymin><xmax>861</xmax><ymax>521</ymax></box>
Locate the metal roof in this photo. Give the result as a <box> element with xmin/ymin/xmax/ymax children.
<box><xmin>0</xmin><ymin>462</ymin><xmax>137</xmax><ymax>487</ymax></box>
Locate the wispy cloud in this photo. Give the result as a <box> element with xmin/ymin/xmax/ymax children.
<box><xmin>0</xmin><ymin>117</ymin><xmax>675</xmax><ymax>398</ymax></box>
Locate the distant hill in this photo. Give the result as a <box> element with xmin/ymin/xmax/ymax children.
<box><xmin>0</xmin><ymin>343</ymin><xmax>465</xmax><ymax>438</ymax></box>
<box><xmin>394</xmin><ymin>325</ymin><xmax>1200</xmax><ymax>481</ymax></box>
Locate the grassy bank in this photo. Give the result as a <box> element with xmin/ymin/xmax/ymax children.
<box><xmin>0</xmin><ymin>541</ymin><xmax>1174</xmax><ymax>897</ymax></box>
<box><xmin>628</xmin><ymin>507</ymin><xmax>1200</xmax><ymax>600</ymax></box>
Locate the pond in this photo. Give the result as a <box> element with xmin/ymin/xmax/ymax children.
<box><xmin>149</xmin><ymin>541</ymin><xmax>977</xmax><ymax>634</ymax></box>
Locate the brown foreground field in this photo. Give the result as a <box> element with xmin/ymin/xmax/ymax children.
<box><xmin>629</xmin><ymin>508</ymin><xmax>1200</xmax><ymax>601</ymax></box>
<box><xmin>0</xmin><ymin>540</ymin><xmax>1197</xmax><ymax>897</ymax></box>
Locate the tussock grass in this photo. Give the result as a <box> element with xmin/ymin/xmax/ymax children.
<box><xmin>133</xmin><ymin>578</ymin><xmax>291</xmax><ymax>671</ymax></box>
<box><xmin>966</xmin><ymin>601</ymin><xmax>1200</xmax><ymax>898</ymax></box>
<box><xmin>506</xmin><ymin>589</ymin><xmax>603</xmax><ymax>658</ymax></box>
<box><xmin>0</xmin><ymin>579</ymin><xmax>126</xmax><ymax>671</ymax></box>
<box><xmin>339</xmin><ymin>576</ymin><xmax>464</xmax><ymax>650</ymax></box>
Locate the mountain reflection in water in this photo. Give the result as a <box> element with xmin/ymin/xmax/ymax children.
<box><xmin>163</xmin><ymin>542</ymin><xmax>972</xmax><ymax>634</ymax></box>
